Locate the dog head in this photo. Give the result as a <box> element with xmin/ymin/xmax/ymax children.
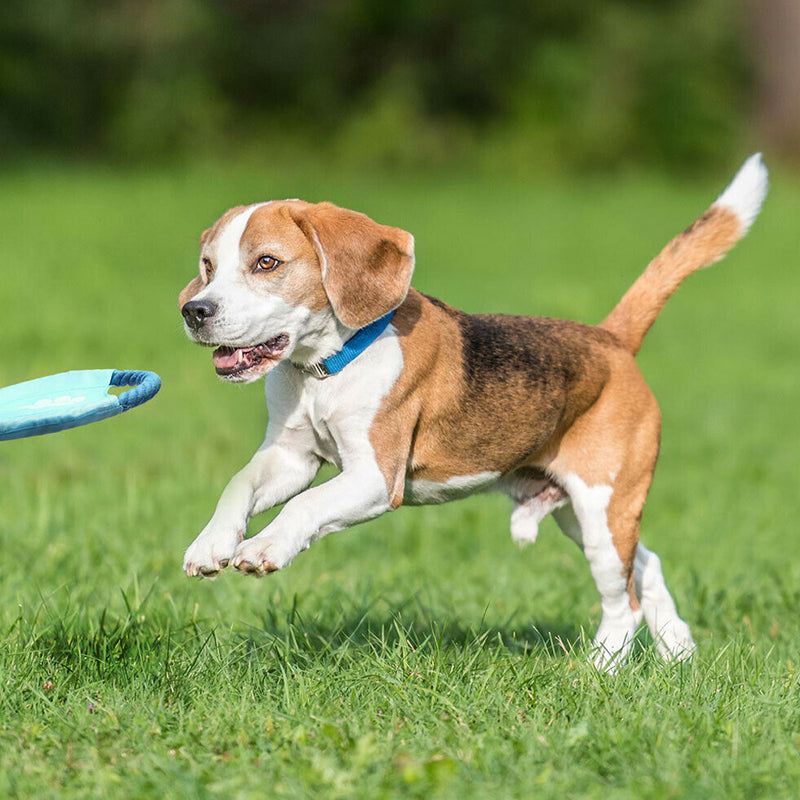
<box><xmin>179</xmin><ymin>200</ymin><xmax>415</xmax><ymax>383</ymax></box>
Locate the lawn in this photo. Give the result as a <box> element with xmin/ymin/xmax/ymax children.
<box><xmin>1</xmin><ymin>158</ymin><xmax>798</xmax><ymax>798</ymax></box>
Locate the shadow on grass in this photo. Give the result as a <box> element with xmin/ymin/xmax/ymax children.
<box><xmin>5</xmin><ymin>590</ymin><xmax>679</xmax><ymax>714</ymax></box>
<box><xmin>235</xmin><ymin>594</ymin><xmax>589</xmax><ymax>662</ymax></box>
<box><xmin>6</xmin><ymin>585</ymin><xmax>609</xmax><ymax>696</ymax></box>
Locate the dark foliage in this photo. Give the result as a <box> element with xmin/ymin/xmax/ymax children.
<box><xmin>0</xmin><ymin>0</ymin><xmax>751</xmax><ymax>168</ymax></box>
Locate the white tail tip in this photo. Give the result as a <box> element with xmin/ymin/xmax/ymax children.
<box><xmin>714</xmin><ymin>153</ymin><xmax>769</xmax><ymax>235</ymax></box>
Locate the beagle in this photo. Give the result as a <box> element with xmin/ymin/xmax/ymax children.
<box><xmin>180</xmin><ymin>155</ymin><xmax>767</xmax><ymax>669</ymax></box>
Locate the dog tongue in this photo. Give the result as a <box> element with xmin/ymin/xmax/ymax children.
<box><xmin>213</xmin><ymin>346</ymin><xmax>247</xmax><ymax>370</ymax></box>
<box><xmin>212</xmin><ymin>336</ymin><xmax>289</xmax><ymax>373</ymax></box>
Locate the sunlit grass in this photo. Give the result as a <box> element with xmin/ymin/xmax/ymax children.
<box><xmin>1</xmin><ymin>160</ymin><xmax>798</xmax><ymax>798</ymax></box>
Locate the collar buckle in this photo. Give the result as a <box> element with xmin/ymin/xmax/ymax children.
<box><xmin>298</xmin><ymin>309</ymin><xmax>396</xmax><ymax>380</ymax></box>
<box><xmin>302</xmin><ymin>361</ymin><xmax>331</xmax><ymax>380</ymax></box>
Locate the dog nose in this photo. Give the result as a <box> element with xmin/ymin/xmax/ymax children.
<box><xmin>182</xmin><ymin>299</ymin><xmax>218</xmax><ymax>330</ymax></box>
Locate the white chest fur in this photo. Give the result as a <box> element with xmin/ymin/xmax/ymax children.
<box><xmin>264</xmin><ymin>326</ymin><xmax>404</xmax><ymax>468</ymax></box>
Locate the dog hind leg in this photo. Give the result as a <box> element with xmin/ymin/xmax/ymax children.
<box><xmin>634</xmin><ymin>542</ymin><xmax>695</xmax><ymax>661</ymax></box>
<box><xmin>553</xmin><ymin>479</ymin><xmax>640</xmax><ymax>671</ymax></box>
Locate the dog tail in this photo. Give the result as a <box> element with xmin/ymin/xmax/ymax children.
<box><xmin>600</xmin><ymin>153</ymin><xmax>768</xmax><ymax>356</ymax></box>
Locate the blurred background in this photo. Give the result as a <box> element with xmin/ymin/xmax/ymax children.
<box><xmin>1</xmin><ymin>6</ymin><xmax>799</xmax><ymax>792</ymax></box>
<box><xmin>1</xmin><ymin>0</ymin><xmax>798</xmax><ymax>173</ymax></box>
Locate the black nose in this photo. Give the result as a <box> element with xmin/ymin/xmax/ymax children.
<box><xmin>182</xmin><ymin>299</ymin><xmax>218</xmax><ymax>330</ymax></box>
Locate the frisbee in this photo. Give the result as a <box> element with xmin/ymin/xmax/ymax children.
<box><xmin>0</xmin><ymin>369</ymin><xmax>161</xmax><ymax>441</ymax></box>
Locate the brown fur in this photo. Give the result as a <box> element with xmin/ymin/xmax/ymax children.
<box><xmin>203</xmin><ymin>205</ymin><xmax>250</xmax><ymax>248</ymax></box>
<box><xmin>369</xmin><ymin>290</ymin><xmax>620</xmax><ymax>498</ymax></box>
<box><xmin>367</xmin><ymin>292</ymin><xmax>662</xmax><ymax>616</ymax></box>
<box><xmin>181</xmin><ymin>194</ymin><xmax>751</xmax><ymax>618</ymax></box>
<box><xmin>542</xmin><ymin>348</ymin><xmax>661</xmax><ymax>606</ymax></box>
<box><xmin>178</xmin><ymin>276</ymin><xmax>203</xmax><ymax>310</ymax></box>
<box><xmin>366</xmin><ymin>199</ymin><xmax>749</xmax><ymax>614</ymax></box>
<box><xmin>601</xmin><ymin>206</ymin><xmax>742</xmax><ymax>354</ymax></box>
<box><xmin>241</xmin><ymin>203</ymin><xmax>330</xmax><ymax>312</ymax></box>
<box><xmin>291</xmin><ymin>203</ymin><xmax>415</xmax><ymax>328</ymax></box>
<box><xmin>179</xmin><ymin>201</ymin><xmax>414</xmax><ymax>327</ymax></box>
<box><xmin>178</xmin><ymin>205</ymin><xmax>250</xmax><ymax>309</ymax></box>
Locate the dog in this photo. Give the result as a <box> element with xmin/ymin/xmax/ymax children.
<box><xmin>179</xmin><ymin>155</ymin><xmax>767</xmax><ymax>669</ymax></box>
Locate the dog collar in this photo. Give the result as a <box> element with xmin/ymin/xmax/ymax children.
<box><xmin>299</xmin><ymin>310</ymin><xmax>396</xmax><ymax>379</ymax></box>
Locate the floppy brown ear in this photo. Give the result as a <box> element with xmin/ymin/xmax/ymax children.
<box><xmin>178</xmin><ymin>277</ymin><xmax>203</xmax><ymax>311</ymax></box>
<box><xmin>294</xmin><ymin>202</ymin><xmax>415</xmax><ymax>329</ymax></box>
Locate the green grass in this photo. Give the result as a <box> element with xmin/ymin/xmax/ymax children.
<box><xmin>1</xmin><ymin>159</ymin><xmax>799</xmax><ymax>798</ymax></box>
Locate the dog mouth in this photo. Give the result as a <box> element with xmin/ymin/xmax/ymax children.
<box><xmin>212</xmin><ymin>334</ymin><xmax>290</xmax><ymax>378</ymax></box>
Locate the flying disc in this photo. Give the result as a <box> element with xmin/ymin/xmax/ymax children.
<box><xmin>0</xmin><ymin>369</ymin><xmax>161</xmax><ymax>441</ymax></box>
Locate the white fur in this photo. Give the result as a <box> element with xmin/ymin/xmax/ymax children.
<box><xmin>714</xmin><ymin>153</ymin><xmax>769</xmax><ymax>235</ymax></box>
<box><xmin>510</xmin><ymin>493</ymin><xmax>567</xmax><ymax>545</ymax></box>
<box><xmin>634</xmin><ymin>543</ymin><xmax>695</xmax><ymax>661</ymax></box>
<box><xmin>550</xmin><ymin>475</ymin><xmax>695</xmax><ymax>669</ymax></box>
<box><xmin>554</xmin><ymin>474</ymin><xmax>639</xmax><ymax>671</ymax></box>
<box><xmin>182</xmin><ymin>202</ymin><xmax>698</xmax><ymax>671</ymax></box>
<box><xmin>184</xmin><ymin>327</ymin><xmax>404</xmax><ymax>576</ymax></box>
<box><xmin>505</xmin><ymin>476</ymin><xmax>569</xmax><ymax>545</ymax></box>
<box><xmin>404</xmin><ymin>472</ymin><xmax>500</xmax><ymax>506</ymax></box>
<box><xmin>184</xmin><ymin>204</ymin><xmax>354</xmax><ymax>373</ymax></box>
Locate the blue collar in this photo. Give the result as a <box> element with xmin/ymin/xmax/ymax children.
<box><xmin>299</xmin><ymin>310</ymin><xmax>396</xmax><ymax>379</ymax></box>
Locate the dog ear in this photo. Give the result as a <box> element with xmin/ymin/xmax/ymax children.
<box><xmin>178</xmin><ymin>277</ymin><xmax>203</xmax><ymax>311</ymax></box>
<box><xmin>294</xmin><ymin>202</ymin><xmax>414</xmax><ymax>329</ymax></box>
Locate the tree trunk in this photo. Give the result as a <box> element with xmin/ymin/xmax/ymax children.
<box><xmin>748</xmin><ymin>0</ymin><xmax>800</xmax><ymax>159</ymax></box>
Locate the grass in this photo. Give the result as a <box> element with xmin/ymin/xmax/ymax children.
<box><xmin>1</xmin><ymin>158</ymin><xmax>799</xmax><ymax>798</ymax></box>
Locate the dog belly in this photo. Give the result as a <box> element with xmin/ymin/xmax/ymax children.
<box><xmin>403</xmin><ymin>471</ymin><xmax>501</xmax><ymax>506</ymax></box>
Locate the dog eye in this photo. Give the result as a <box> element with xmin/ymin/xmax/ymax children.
<box><xmin>256</xmin><ymin>255</ymin><xmax>281</xmax><ymax>272</ymax></box>
<box><xmin>201</xmin><ymin>257</ymin><xmax>214</xmax><ymax>281</ymax></box>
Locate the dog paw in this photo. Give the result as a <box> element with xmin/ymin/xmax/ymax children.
<box><xmin>183</xmin><ymin>526</ymin><xmax>243</xmax><ymax>578</ymax></box>
<box><xmin>590</xmin><ymin>622</ymin><xmax>637</xmax><ymax>672</ymax></box>
<box><xmin>653</xmin><ymin>618</ymin><xmax>696</xmax><ymax>663</ymax></box>
<box><xmin>231</xmin><ymin>533</ymin><xmax>296</xmax><ymax>577</ymax></box>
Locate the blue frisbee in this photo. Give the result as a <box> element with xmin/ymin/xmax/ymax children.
<box><xmin>0</xmin><ymin>369</ymin><xmax>161</xmax><ymax>441</ymax></box>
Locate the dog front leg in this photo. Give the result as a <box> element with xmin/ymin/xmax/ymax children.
<box><xmin>183</xmin><ymin>444</ymin><xmax>321</xmax><ymax>577</ymax></box>
<box><xmin>230</xmin><ymin>463</ymin><xmax>390</xmax><ymax>576</ymax></box>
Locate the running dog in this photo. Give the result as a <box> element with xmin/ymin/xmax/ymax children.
<box><xmin>179</xmin><ymin>155</ymin><xmax>767</xmax><ymax>668</ymax></box>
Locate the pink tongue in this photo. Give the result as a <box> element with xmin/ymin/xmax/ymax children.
<box><xmin>213</xmin><ymin>347</ymin><xmax>245</xmax><ymax>370</ymax></box>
